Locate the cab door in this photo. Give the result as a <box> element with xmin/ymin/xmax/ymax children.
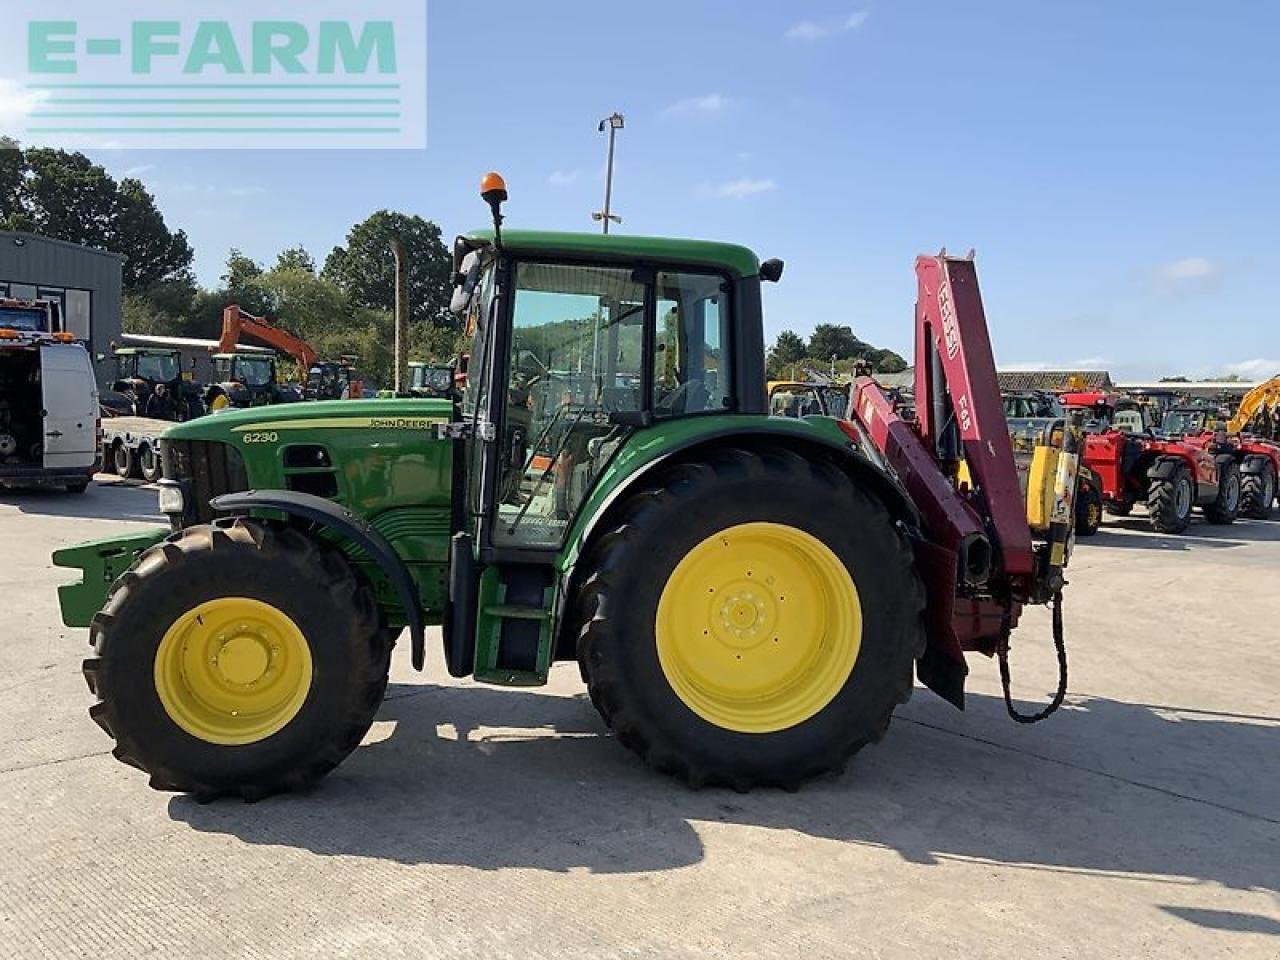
<box><xmin>41</xmin><ymin>344</ymin><xmax>98</xmax><ymax>469</ymax></box>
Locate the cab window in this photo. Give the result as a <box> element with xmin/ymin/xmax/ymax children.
<box><xmin>494</xmin><ymin>262</ymin><xmax>646</xmax><ymax>548</ymax></box>
<box><xmin>652</xmin><ymin>271</ymin><xmax>731</xmax><ymax>416</ymax></box>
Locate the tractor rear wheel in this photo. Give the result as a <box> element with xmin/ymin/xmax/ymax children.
<box><xmin>1147</xmin><ymin>460</ymin><xmax>1194</xmax><ymax>534</ymax></box>
<box><xmin>83</xmin><ymin>519</ymin><xmax>391</xmax><ymax>800</ymax></box>
<box><xmin>1241</xmin><ymin>462</ymin><xmax>1276</xmax><ymax>520</ymax></box>
<box><xmin>1075</xmin><ymin>484</ymin><xmax>1103</xmax><ymax>537</ymax></box>
<box><xmin>1203</xmin><ymin>461</ymin><xmax>1241</xmax><ymax>525</ymax></box>
<box><xmin>574</xmin><ymin>447</ymin><xmax>925</xmax><ymax>790</ymax></box>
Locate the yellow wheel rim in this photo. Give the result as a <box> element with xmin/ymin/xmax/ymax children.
<box><xmin>209</xmin><ymin>394</ymin><xmax>230</xmax><ymax>411</ymax></box>
<box><xmin>655</xmin><ymin>522</ymin><xmax>862</xmax><ymax>734</ymax></box>
<box><xmin>154</xmin><ymin>597</ymin><xmax>313</xmax><ymax>745</ymax></box>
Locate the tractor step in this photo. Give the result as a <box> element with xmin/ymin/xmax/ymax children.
<box><xmin>481</xmin><ymin>604</ymin><xmax>551</xmax><ymax>621</ymax></box>
<box><xmin>473</xmin><ymin>565</ymin><xmax>557</xmax><ymax>686</ymax></box>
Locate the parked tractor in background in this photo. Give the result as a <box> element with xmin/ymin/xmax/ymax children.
<box><xmin>304</xmin><ymin>358</ymin><xmax>363</xmax><ymax>401</ymax></box>
<box><xmin>104</xmin><ymin>347</ymin><xmax>205</xmax><ymax>421</ymax></box>
<box><xmin>52</xmin><ymin>174</ymin><xmax>1080</xmax><ymax>802</ymax></box>
<box><xmin>1002</xmin><ymin>391</ymin><xmax>1102</xmax><ymax>536</ymax></box>
<box><xmin>407</xmin><ymin>361</ymin><xmax>459</xmax><ymax>400</ymax></box>
<box><xmin>767</xmin><ymin>380</ymin><xmax>850</xmax><ymax>419</ymax></box>
<box><xmin>1161</xmin><ymin>406</ymin><xmax>1280</xmax><ymax>519</ymax></box>
<box><xmin>205</xmin><ymin>352</ymin><xmax>301</xmax><ymax>411</ymax></box>
<box><xmin>1063</xmin><ymin>392</ymin><xmax>1239</xmax><ymax>533</ymax></box>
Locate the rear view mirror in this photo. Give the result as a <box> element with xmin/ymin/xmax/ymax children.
<box><xmin>450</xmin><ymin>251</ymin><xmax>483</xmax><ymax>315</ymax></box>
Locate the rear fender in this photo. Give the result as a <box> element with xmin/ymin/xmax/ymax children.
<box><xmin>210</xmin><ymin>489</ymin><xmax>426</xmax><ymax>669</ymax></box>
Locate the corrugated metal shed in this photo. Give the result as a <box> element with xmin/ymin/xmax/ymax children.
<box><xmin>0</xmin><ymin>231</ymin><xmax>124</xmax><ymax>385</ymax></box>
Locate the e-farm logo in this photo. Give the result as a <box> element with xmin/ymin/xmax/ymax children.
<box><xmin>4</xmin><ymin>1</ymin><xmax>426</xmax><ymax>149</ymax></box>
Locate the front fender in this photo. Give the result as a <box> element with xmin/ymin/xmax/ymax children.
<box><xmin>1147</xmin><ymin>455</ymin><xmax>1184</xmax><ymax>481</ymax></box>
<box><xmin>210</xmin><ymin>489</ymin><xmax>427</xmax><ymax>670</ymax></box>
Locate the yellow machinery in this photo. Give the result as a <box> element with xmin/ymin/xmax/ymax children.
<box><xmin>1227</xmin><ymin>375</ymin><xmax>1280</xmax><ymax>438</ymax></box>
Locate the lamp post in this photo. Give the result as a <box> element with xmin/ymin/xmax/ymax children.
<box><xmin>592</xmin><ymin>112</ymin><xmax>624</xmax><ymax>234</ymax></box>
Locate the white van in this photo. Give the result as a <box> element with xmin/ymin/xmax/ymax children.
<box><xmin>0</xmin><ymin>329</ymin><xmax>99</xmax><ymax>493</ymax></box>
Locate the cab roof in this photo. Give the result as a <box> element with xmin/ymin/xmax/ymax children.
<box><xmin>465</xmin><ymin>229</ymin><xmax>762</xmax><ymax>279</ymax></box>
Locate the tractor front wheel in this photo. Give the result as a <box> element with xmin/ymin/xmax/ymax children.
<box><xmin>574</xmin><ymin>447</ymin><xmax>925</xmax><ymax>790</ymax></box>
<box><xmin>1147</xmin><ymin>461</ymin><xmax>1194</xmax><ymax>534</ymax></box>
<box><xmin>83</xmin><ymin>519</ymin><xmax>392</xmax><ymax>799</ymax></box>
<box><xmin>1241</xmin><ymin>462</ymin><xmax>1276</xmax><ymax>520</ymax></box>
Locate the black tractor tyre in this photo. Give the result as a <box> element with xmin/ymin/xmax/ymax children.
<box><xmin>1147</xmin><ymin>461</ymin><xmax>1194</xmax><ymax>534</ymax></box>
<box><xmin>1075</xmin><ymin>484</ymin><xmax>1103</xmax><ymax>537</ymax></box>
<box><xmin>82</xmin><ymin>519</ymin><xmax>392</xmax><ymax>800</ymax></box>
<box><xmin>1240</xmin><ymin>462</ymin><xmax>1276</xmax><ymax>520</ymax></box>
<box><xmin>112</xmin><ymin>442</ymin><xmax>137</xmax><ymax>479</ymax></box>
<box><xmin>1203</xmin><ymin>461</ymin><xmax>1242</xmax><ymax>525</ymax></box>
<box><xmin>573</xmin><ymin>446</ymin><xmax>927</xmax><ymax>791</ymax></box>
<box><xmin>138</xmin><ymin>443</ymin><xmax>163</xmax><ymax>483</ymax></box>
<box><xmin>1105</xmin><ymin>500</ymin><xmax>1133</xmax><ymax>517</ymax></box>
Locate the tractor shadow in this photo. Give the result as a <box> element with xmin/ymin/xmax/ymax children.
<box><xmin>169</xmin><ymin>677</ymin><xmax>1280</xmax><ymax>905</ymax></box>
<box><xmin>5</xmin><ymin>477</ymin><xmax>164</xmax><ymax>524</ymax></box>
<box><xmin>1085</xmin><ymin>516</ymin><xmax>1280</xmax><ymax>550</ymax></box>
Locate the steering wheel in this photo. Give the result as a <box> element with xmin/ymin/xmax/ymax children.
<box><xmin>656</xmin><ymin>379</ymin><xmax>709</xmax><ymax>416</ymax></box>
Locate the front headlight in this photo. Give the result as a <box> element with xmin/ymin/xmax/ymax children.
<box><xmin>157</xmin><ymin>479</ymin><xmax>186</xmax><ymax>516</ymax></box>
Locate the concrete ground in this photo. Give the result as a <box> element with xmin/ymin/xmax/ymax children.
<box><xmin>2</xmin><ymin>477</ymin><xmax>1277</xmax><ymax>959</ymax></box>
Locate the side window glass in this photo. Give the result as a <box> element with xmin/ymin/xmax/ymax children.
<box><xmin>652</xmin><ymin>272</ymin><xmax>731</xmax><ymax>417</ymax></box>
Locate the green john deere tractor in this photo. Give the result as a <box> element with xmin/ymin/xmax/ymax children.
<box><xmin>52</xmin><ymin>174</ymin><xmax>1063</xmax><ymax>801</ymax></box>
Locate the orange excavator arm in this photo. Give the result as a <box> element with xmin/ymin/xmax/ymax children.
<box><xmin>219</xmin><ymin>305</ymin><xmax>318</xmax><ymax>371</ymax></box>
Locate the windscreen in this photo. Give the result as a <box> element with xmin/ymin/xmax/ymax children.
<box><xmin>135</xmin><ymin>354</ymin><xmax>179</xmax><ymax>382</ymax></box>
<box><xmin>236</xmin><ymin>358</ymin><xmax>274</xmax><ymax>386</ymax></box>
<box><xmin>0</xmin><ymin>307</ymin><xmax>47</xmax><ymax>331</ymax></box>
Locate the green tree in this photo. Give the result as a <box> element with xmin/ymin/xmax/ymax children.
<box><xmin>322</xmin><ymin>210</ymin><xmax>453</xmax><ymax>326</ymax></box>
<box><xmin>808</xmin><ymin>323</ymin><xmax>860</xmax><ymax>360</ymax></box>
<box><xmin>274</xmin><ymin>245</ymin><xmax>317</xmax><ymax>274</ymax></box>
<box><xmin>7</xmin><ymin>148</ymin><xmax>193</xmax><ymax>289</ymax></box>
<box><xmin>770</xmin><ymin>330</ymin><xmax>806</xmax><ymax>365</ymax></box>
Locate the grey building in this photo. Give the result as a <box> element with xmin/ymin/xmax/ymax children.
<box><xmin>0</xmin><ymin>230</ymin><xmax>125</xmax><ymax>383</ymax></box>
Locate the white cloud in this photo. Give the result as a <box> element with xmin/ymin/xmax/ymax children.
<box><xmin>662</xmin><ymin>93</ymin><xmax>731</xmax><ymax>117</ymax></box>
<box><xmin>1222</xmin><ymin>358</ymin><xmax>1280</xmax><ymax>379</ymax></box>
<box><xmin>1153</xmin><ymin>256</ymin><xmax>1220</xmax><ymax>295</ymax></box>
<box><xmin>547</xmin><ymin>169</ymin><xmax>580</xmax><ymax>186</ymax></box>
<box><xmin>0</xmin><ymin>79</ymin><xmax>49</xmax><ymax>128</ymax></box>
<box><xmin>122</xmin><ymin>164</ymin><xmax>156</xmax><ymax>178</ymax></box>
<box><xmin>785</xmin><ymin>11</ymin><xmax>869</xmax><ymax>42</ymax></box>
<box><xmin>704</xmin><ymin>177</ymin><xmax>777</xmax><ymax>199</ymax></box>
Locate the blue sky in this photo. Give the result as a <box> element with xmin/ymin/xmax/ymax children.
<box><xmin>53</xmin><ymin>1</ymin><xmax>1280</xmax><ymax>381</ymax></box>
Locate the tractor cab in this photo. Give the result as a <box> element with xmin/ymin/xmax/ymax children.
<box><xmin>304</xmin><ymin>358</ymin><xmax>362</xmax><ymax>401</ymax></box>
<box><xmin>452</xmin><ymin>226</ymin><xmax>749</xmax><ymax>555</ymax></box>
<box><xmin>768</xmin><ymin>381</ymin><xmax>849</xmax><ymax>419</ymax></box>
<box><xmin>207</xmin><ymin>352</ymin><xmax>298</xmax><ymax>410</ymax></box>
<box><xmin>107</xmin><ymin>347</ymin><xmax>202</xmax><ymax>420</ymax></box>
<box><xmin>407</xmin><ymin>361</ymin><xmax>458</xmax><ymax>400</ymax></box>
